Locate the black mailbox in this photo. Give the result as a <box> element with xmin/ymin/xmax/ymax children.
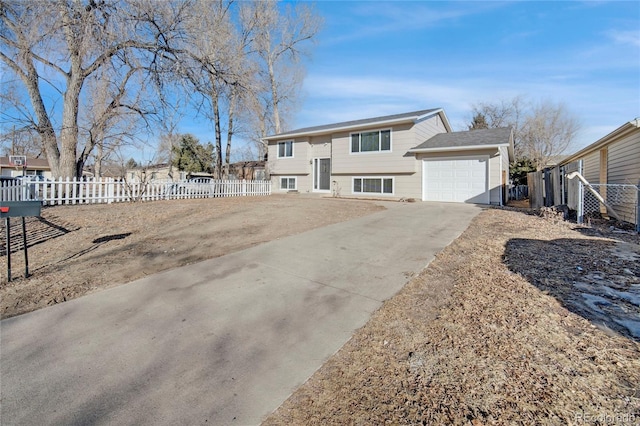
<box><xmin>0</xmin><ymin>200</ymin><xmax>42</xmax><ymax>218</ymax></box>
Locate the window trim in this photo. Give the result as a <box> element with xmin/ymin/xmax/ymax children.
<box><xmin>276</xmin><ymin>140</ymin><xmax>294</xmax><ymax>158</ymax></box>
<box><xmin>352</xmin><ymin>176</ymin><xmax>395</xmax><ymax>196</ymax></box>
<box><xmin>349</xmin><ymin>128</ymin><xmax>392</xmax><ymax>154</ymax></box>
<box><xmin>279</xmin><ymin>176</ymin><xmax>297</xmax><ymax>191</ymax></box>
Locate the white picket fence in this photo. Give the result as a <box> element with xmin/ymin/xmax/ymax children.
<box><xmin>0</xmin><ymin>177</ymin><xmax>271</xmax><ymax>205</ymax></box>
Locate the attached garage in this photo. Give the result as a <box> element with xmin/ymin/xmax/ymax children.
<box><xmin>409</xmin><ymin>128</ymin><xmax>514</xmax><ymax>205</ymax></box>
<box><xmin>422</xmin><ymin>156</ymin><xmax>489</xmax><ymax>203</ymax></box>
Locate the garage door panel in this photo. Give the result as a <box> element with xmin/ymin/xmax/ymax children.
<box><xmin>423</xmin><ymin>156</ymin><xmax>489</xmax><ymax>204</ymax></box>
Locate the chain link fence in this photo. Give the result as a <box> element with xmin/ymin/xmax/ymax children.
<box><xmin>582</xmin><ymin>183</ymin><xmax>639</xmax><ymax>230</ymax></box>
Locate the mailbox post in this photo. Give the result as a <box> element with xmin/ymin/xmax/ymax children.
<box><xmin>1</xmin><ymin>200</ymin><xmax>42</xmax><ymax>281</ymax></box>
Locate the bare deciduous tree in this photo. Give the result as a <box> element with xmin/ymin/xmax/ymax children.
<box><xmin>0</xmin><ymin>0</ymin><xmax>188</xmax><ymax>178</ymax></box>
<box><xmin>470</xmin><ymin>96</ymin><xmax>526</xmax><ymax>155</ymax></box>
<box><xmin>243</xmin><ymin>0</ymin><xmax>322</xmax><ymax>137</ymax></box>
<box><xmin>469</xmin><ymin>96</ymin><xmax>579</xmax><ymax>169</ymax></box>
<box><xmin>520</xmin><ymin>101</ymin><xmax>580</xmax><ymax>171</ymax></box>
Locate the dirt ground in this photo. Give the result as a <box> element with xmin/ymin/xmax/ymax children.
<box><xmin>263</xmin><ymin>207</ymin><xmax>640</xmax><ymax>425</ymax></box>
<box><xmin>0</xmin><ymin>195</ymin><xmax>384</xmax><ymax>319</ymax></box>
<box><xmin>3</xmin><ymin>196</ymin><xmax>639</xmax><ymax>423</ymax></box>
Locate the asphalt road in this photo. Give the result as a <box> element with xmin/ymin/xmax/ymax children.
<box><xmin>0</xmin><ymin>201</ymin><xmax>480</xmax><ymax>425</ymax></box>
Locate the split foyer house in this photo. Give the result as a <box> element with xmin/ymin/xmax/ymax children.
<box><xmin>264</xmin><ymin>108</ymin><xmax>514</xmax><ymax>205</ymax></box>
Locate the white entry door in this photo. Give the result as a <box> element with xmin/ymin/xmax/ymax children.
<box><xmin>422</xmin><ymin>156</ymin><xmax>489</xmax><ymax>204</ymax></box>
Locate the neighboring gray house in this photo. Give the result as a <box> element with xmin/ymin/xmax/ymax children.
<box><xmin>264</xmin><ymin>108</ymin><xmax>514</xmax><ymax>205</ymax></box>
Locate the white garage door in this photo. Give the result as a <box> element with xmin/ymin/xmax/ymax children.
<box><xmin>422</xmin><ymin>156</ymin><xmax>489</xmax><ymax>204</ymax></box>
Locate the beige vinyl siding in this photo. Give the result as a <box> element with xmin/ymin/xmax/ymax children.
<box><xmin>331</xmin><ymin>173</ymin><xmax>420</xmax><ymax>199</ymax></box>
<box><xmin>607</xmin><ymin>131</ymin><xmax>640</xmax><ymax>185</ymax></box>
<box><xmin>416</xmin><ymin>149</ymin><xmax>503</xmax><ymax>204</ymax></box>
<box><xmin>414</xmin><ymin>114</ymin><xmax>446</xmax><ymax>142</ymax></box>
<box><xmin>582</xmin><ymin>151</ymin><xmax>600</xmax><ymax>183</ymax></box>
<box><xmin>332</xmin><ymin>122</ymin><xmax>417</xmax><ymax>174</ymax></box>
<box><xmin>268</xmin><ymin>137</ymin><xmax>310</xmax><ymax>175</ymax></box>
<box><xmin>308</xmin><ymin>135</ymin><xmax>332</xmax><ymax>159</ymax></box>
<box><xmin>606</xmin><ymin>131</ymin><xmax>639</xmax><ymax>225</ymax></box>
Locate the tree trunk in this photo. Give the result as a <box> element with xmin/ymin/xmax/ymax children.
<box><xmin>211</xmin><ymin>85</ymin><xmax>223</xmax><ymax>179</ymax></box>
<box><xmin>59</xmin><ymin>76</ymin><xmax>83</xmax><ymax>178</ymax></box>
<box><xmin>95</xmin><ymin>142</ymin><xmax>104</xmax><ymax>178</ymax></box>
<box><xmin>224</xmin><ymin>87</ymin><xmax>238</xmax><ymax>179</ymax></box>
<box><xmin>267</xmin><ymin>56</ymin><xmax>281</xmax><ymax>134</ymax></box>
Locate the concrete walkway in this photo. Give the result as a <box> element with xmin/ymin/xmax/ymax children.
<box><xmin>1</xmin><ymin>201</ymin><xmax>480</xmax><ymax>425</ymax></box>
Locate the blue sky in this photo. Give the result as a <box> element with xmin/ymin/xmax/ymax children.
<box><xmin>266</xmin><ymin>0</ymin><xmax>639</xmax><ymax>154</ymax></box>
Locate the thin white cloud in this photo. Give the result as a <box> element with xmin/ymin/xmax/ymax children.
<box><xmin>606</xmin><ymin>29</ymin><xmax>640</xmax><ymax>47</ymax></box>
<box><xmin>321</xmin><ymin>1</ymin><xmax>505</xmax><ymax>46</ymax></box>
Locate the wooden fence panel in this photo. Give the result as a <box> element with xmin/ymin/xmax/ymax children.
<box><xmin>528</xmin><ymin>171</ymin><xmax>544</xmax><ymax>208</ymax></box>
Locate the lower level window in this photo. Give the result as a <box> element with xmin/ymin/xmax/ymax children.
<box><xmin>280</xmin><ymin>177</ymin><xmax>297</xmax><ymax>190</ymax></box>
<box><xmin>353</xmin><ymin>177</ymin><xmax>393</xmax><ymax>194</ymax></box>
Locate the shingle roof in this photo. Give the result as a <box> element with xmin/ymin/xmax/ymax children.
<box><xmin>411</xmin><ymin>127</ymin><xmax>512</xmax><ymax>150</ymax></box>
<box><xmin>268</xmin><ymin>108</ymin><xmax>441</xmax><ymax>139</ymax></box>
<box><xmin>0</xmin><ymin>156</ymin><xmax>50</xmax><ymax>169</ymax></box>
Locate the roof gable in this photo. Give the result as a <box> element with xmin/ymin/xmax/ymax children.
<box><xmin>265</xmin><ymin>108</ymin><xmax>449</xmax><ymax>140</ymax></box>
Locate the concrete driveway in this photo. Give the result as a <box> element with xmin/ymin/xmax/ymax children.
<box><xmin>1</xmin><ymin>201</ymin><xmax>480</xmax><ymax>425</ymax></box>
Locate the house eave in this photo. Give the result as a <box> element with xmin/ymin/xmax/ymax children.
<box><xmin>560</xmin><ymin>118</ymin><xmax>640</xmax><ymax>165</ymax></box>
<box><xmin>408</xmin><ymin>144</ymin><xmax>508</xmax><ymax>154</ymax></box>
<box><xmin>263</xmin><ymin>109</ymin><xmax>450</xmax><ymax>142</ymax></box>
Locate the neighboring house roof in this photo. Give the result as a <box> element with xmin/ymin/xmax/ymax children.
<box><xmin>230</xmin><ymin>160</ymin><xmax>265</xmax><ymax>168</ymax></box>
<box><xmin>0</xmin><ymin>156</ymin><xmax>50</xmax><ymax>170</ymax></box>
<box><xmin>543</xmin><ymin>155</ymin><xmax>567</xmax><ymax>167</ymax></box>
<box><xmin>560</xmin><ymin>118</ymin><xmax>640</xmax><ymax>165</ymax></box>
<box><xmin>409</xmin><ymin>127</ymin><xmax>514</xmax><ymax>159</ymax></box>
<box><xmin>264</xmin><ymin>108</ymin><xmax>451</xmax><ymax>140</ymax></box>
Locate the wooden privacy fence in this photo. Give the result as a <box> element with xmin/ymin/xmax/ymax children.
<box><xmin>527</xmin><ymin>168</ymin><xmax>563</xmax><ymax>209</ymax></box>
<box><xmin>0</xmin><ymin>177</ymin><xmax>271</xmax><ymax>205</ymax></box>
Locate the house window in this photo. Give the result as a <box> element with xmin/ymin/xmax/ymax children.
<box><xmin>280</xmin><ymin>176</ymin><xmax>297</xmax><ymax>190</ymax></box>
<box><xmin>350</xmin><ymin>129</ymin><xmax>391</xmax><ymax>153</ymax></box>
<box><xmin>277</xmin><ymin>141</ymin><xmax>294</xmax><ymax>158</ymax></box>
<box><xmin>353</xmin><ymin>177</ymin><xmax>393</xmax><ymax>195</ymax></box>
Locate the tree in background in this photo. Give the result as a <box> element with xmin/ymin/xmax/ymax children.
<box><xmin>0</xmin><ymin>126</ymin><xmax>42</xmax><ymax>158</ymax></box>
<box><xmin>467</xmin><ymin>112</ymin><xmax>489</xmax><ymax>130</ymax></box>
<box><xmin>1</xmin><ymin>0</ymin><xmax>321</xmax><ymax>177</ymax></box>
<box><xmin>171</xmin><ymin>134</ymin><xmax>214</xmax><ymax>175</ymax></box>
<box><xmin>0</xmin><ymin>0</ymin><xmax>187</xmax><ymax>178</ymax></box>
<box><xmin>469</xmin><ymin>96</ymin><xmax>580</xmax><ymax>171</ymax></box>
<box><xmin>509</xmin><ymin>158</ymin><xmax>536</xmax><ymax>186</ymax></box>
<box><xmin>243</xmin><ymin>0</ymin><xmax>322</xmax><ymax>156</ymax></box>
<box><xmin>520</xmin><ymin>101</ymin><xmax>580</xmax><ymax>171</ymax></box>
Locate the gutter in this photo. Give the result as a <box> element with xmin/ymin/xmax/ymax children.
<box><xmin>408</xmin><ymin>144</ymin><xmax>508</xmax><ymax>154</ymax></box>
<box><xmin>561</xmin><ymin>118</ymin><xmax>640</xmax><ymax>165</ymax></box>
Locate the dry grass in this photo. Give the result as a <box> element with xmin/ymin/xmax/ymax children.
<box><xmin>263</xmin><ymin>208</ymin><xmax>640</xmax><ymax>425</ymax></box>
<box><xmin>1</xmin><ymin>195</ymin><xmax>383</xmax><ymax>318</ymax></box>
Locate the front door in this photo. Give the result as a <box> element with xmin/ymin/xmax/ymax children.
<box><xmin>313</xmin><ymin>158</ymin><xmax>331</xmax><ymax>191</ymax></box>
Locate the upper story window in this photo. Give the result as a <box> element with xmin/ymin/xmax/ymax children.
<box><xmin>277</xmin><ymin>140</ymin><xmax>294</xmax><ymax>158</ymax></box>
<box><xmin>350</xmin><ymin>129</ymin><xmax>391</xmax><ymax>153</ymax></box>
